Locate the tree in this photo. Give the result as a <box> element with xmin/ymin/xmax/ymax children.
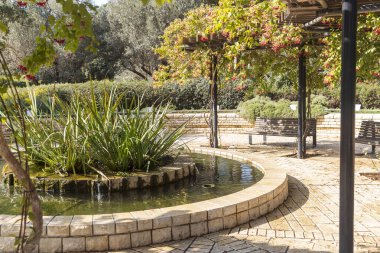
<box><xmin>0</xmin><ymin>1</ymin><xmax>96</xmax><ymax>251</ymax></box>
<box><xmin>154</xmin><ymin>0</ymin><xmax>379</xmax><ymax>147</ymax></box>
<box><xmin>154</xmin><ymin>0</ymin><xmax>379</xmax><ymax>87</ymax></box>
<box><xmin>90</xmin><ymin>0</ymin><xmax>208</xmax><ymax>80</ymax></box>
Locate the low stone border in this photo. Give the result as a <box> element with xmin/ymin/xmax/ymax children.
<box><xmin>3</xmin><ymin>155</ymin><xmax>196</xmax><ymax>193</ymax></box>
<box><xmin>0</xmin><ymin>148</ymin><xmax>288</xmax><ymax>253</ymax></box>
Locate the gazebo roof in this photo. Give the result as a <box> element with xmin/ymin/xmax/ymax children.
<box><xmin>282</xmin><ymin>0</ymin><xmax>380</xmax><ymax>32</ymax></box>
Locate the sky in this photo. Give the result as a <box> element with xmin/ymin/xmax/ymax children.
<box><xmin>94</xmin><ymin>0</ymin><xmax>109</xmax><ymax>6</ymax></box>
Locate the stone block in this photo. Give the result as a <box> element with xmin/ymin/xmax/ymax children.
<box><xmin>237</xmin><ymin>210</ymin><xmax>250</xmax><ymax>225</ymax></box>
<box><xmin>153</xmin><ymin>215</ymin><xmax>172</xmax><ymax>229</ymax></box>
<box><xmin>236</xmin><ymin>201</ymin><xmax>249</xmax><ymax>213</ymax></box>
<box><xmin>207</xmin><ymin>207</ymin><xmax>223</xmax><ymax>220</ymax></box>
<box><xmin>183</xmin><ymin>166</ymin><xmax>189</xmax><ymax>177</ymax></box>
<box><xmin>223</xmin><ymin>214</ymin><xmax>237</xmax><ymax>229</ymax></box>
<box><xmin>248</xmin><ymin>197</ymin><xmax>259</xmax><ymax>208</ymax></box>
<box><xmin>267</xmin><ymin>200</ymin><xmax>275</xmax><ymax>212</ymax></box>
<box><xmin>131</xmin><ymin>230</ymin><xmax>152</xmax><ymax>247</ymax></box>
<box><xmin>190</xmin><ymin>221</ymin><xmax>208</xmax><ymax>237</ymax></box>
<box><xmin>172</xmin><ymin>224</ymin><xmax>190</xmax><ymax>240</ymax></box>
<box><xmin>152</xmin><ymin>227</ymin><xmax>172</xmax><ymax>244</ymax></box>
<box><xmin>42</xmin><ymin>216</ymin><xmax>54</xmax><ymax>236</ymax></box>
<box><xmin>166</xmin><ymin>170</ymin><xmax>176</xmax><ymax>182</ymax></box>
<box><xmin>208</xmin><ymin>218</ymin><xmax>223</xmax><ymax>233</ymax></box>
<box><xmin>249</xmin><ymin>207</ymin><xmax>260</xmax><ymax>220</ymax></box>
<box><xmin>47</xmin><ymin>216</ymin><xmax>73</xmax><ymax>237</ymax></box>
<box><xmin>62</xmin><ymin>237</ymin><xmax>85</xmax><ymax>252</ymax></box>
<box><xmin>136</xmin><ymin>219</ymin><xmax>152</xmax><ymax>231</ymax></box>
<box><xmin>172</xmin><ymin>213</ymin><xmax>190</xmax><ymax>226</ymax></box>
<box><xmin>70</xmin><ymin>215</ymin><xmax>92</xmax><ymax>236</ymax></box>
<box><xmin>93</xmin><ymin>216</ymin><xmax>115</xmax><ymax>235</ymax></box>
<box><xmin>191</xmin><ymin>211</ymin><xmax>207</xmax><ymax>224</ymax></box>
<box><xmin>109</xmin><ymin>234</ymin><xmax>131</xmax><ymax>250</ymax></box>
<box><xmin>0</xmin><ymin>237</ymin><xmax>16</xmax><ymax>253</ymax></box>
<box><xmin>113</xmin><ymin>213</ymin><xmax>137</xmax><ymax>234</ymax></box>
<box><xmin>259</xmin><ymin>203</ymin><xmax>269</xmax><ymax>216</ymax></box>
<box><xmin>223</xmin><ymin>204</ymin><xmax>237</xmax><ymax>216</ymax></box>
<box><xmin>39</xmin><ymin>238</ymin><xmax>62</xmax><ymax>253</ymax></box>
<box><xmin>128</xmin><ymin>177</ymin><xmax>138</xmax><ymax>189</ymax></box>
<box><xmin>258</xmin><ymin>194</ymin><xmax>268</xmax><ymax>205</ymax></box>
<box><xmin>86</xmin><ymin>235</ymin><xmax>108</xmax><ymax>252</ymax></box>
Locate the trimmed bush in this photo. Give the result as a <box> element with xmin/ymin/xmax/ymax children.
<box><xmin>357</xmin><ymin>82</ymin><xmax>380</xmax><ymax>109</ymax></box>
<box><xmin>238</xmin><ymin>96</ymin><xmax>326</xmax><ymax>122</ymax></box>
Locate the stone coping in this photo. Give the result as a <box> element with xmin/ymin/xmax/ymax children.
<box><xmin>4</xmin><ymin>155</ymin><xmax>196</xmax><ymax>193</ymax></box>
<box><xmin>0</xmin><ymin>148</ymin><xmax>288</xmax><ymax>253</ymax></box>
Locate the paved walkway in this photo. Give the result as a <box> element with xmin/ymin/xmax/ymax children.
<box><xmin>115</xmin><ymin>134</ymin><xmax>380</xmax><ymax>253</ymax></box>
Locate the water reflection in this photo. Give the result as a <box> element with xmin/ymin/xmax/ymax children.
<box><xmin>0</xmin><ymin>154</ymin><xmax>263</xmax><ymax>215</ymax></box>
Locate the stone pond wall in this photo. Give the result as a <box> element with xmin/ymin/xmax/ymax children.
<box><xmin>0</xmin><ymin>148</ymin><xmax>288</xmax><ymax>253</ymax></box>
<box><xmin>3</xmin><ymin>155</ymin><xmax>196</xmax><ymax>194</ymax></box>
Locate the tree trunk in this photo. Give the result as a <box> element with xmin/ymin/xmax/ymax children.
<box><xmin>0</xmin><ymin>128</ymin><xmax>42</xmax><ymax>252</ymax></box>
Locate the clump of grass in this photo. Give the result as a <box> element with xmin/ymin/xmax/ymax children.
<box><xmin>9</xmin><ymin>87</ymin><xmax>186</xmax><ymax>176</ymax></box>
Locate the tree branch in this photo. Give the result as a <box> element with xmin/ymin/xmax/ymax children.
<box><xmin>127</xmin><ymin>67</ymin><xmax>147</xmax><ymax>80</ymax></box>
<box><xmin>141</xmin><ymin>65</ymin><xmax>152</xmax><ymax>76</ymax></box>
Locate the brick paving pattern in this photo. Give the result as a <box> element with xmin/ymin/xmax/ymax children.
<box><xmin>110</xmin><ymin>134</ymin><xmax>380</xmax><ymax>253</ymax></box>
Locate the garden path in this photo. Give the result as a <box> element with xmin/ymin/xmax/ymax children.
<box><xmin>111</xmin><ymin>134</ymin><xmax>380</xmax><ymax>253</ymax></box>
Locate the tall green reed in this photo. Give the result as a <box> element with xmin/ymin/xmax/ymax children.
<box><xmin>10</xmin><ymin>86</ymin><xmax>186</xmax><ymax>176</ymax></box>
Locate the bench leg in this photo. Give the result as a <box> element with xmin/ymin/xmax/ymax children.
<box><xmin>263</xmin><ymin>134</ymin><xmax>267</xmax><ymax>144</ymax></box>
<box><xmin>249</xmin><ymin>134</ymin><xmax>253</xmax><ymax>145</ymax></box>
<box><xmin>372</xmin><ymin>145</ymin><xmax>376</xmax><ymax>154</ymax></box>
<box><xmin>313</xmin><ymin>134</ymin><xmax>317</xmax><ymax>148</ymax></box>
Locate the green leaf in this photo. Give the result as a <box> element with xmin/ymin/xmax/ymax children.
<box><xmin>0</xmin><ymin>21</ymin><xmax>8</xmax><ymax>34</ymax></box>
<box><xmin>28</xmin><ymin>211</ymin><xmax>35</xmax><ymax>221</ymax></box>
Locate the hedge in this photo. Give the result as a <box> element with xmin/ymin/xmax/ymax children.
<box><xmin>1</xmin><ymin>78</ymin><xmax>247</xmax><ymax>111</ymax></box>
<box><xmin>245</xmin><ymin>81</ymin><xmax>380</xmax><ymax>109</ymax></box>
<box><xmin>2</xmin><ymin>78</ymin><xmax>378</xmax><ymax>112</ymax></box>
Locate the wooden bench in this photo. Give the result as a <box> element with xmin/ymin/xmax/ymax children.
<box><xmin>355</xmin><ymin>120</ymin><xmax>380</xmax><ymax>153</ymax></box>
<box><xmin>248</xmin><ymin>118</ymin><xmax>317</xmax><ymax>147</ymax></box>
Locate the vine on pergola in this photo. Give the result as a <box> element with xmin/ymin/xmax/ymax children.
<box><xmin>154</xmin><ymin>0</ymin><xmax>380</xmax><ymax>88</ymax></box>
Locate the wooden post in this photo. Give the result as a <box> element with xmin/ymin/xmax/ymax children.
<box><xmin>298</xmin><ymin>49</ymin><xmax>307</xmax><ymax>159</ymax></box>
<box><xmin>212</xmin><ymin>55</ymin><xmax>218</xmax><ymax>148</ymax></box>
<box><xmin>339</xmin><ymin>0</ymin><xmax>357</xmax><ymax>252</ymax></box>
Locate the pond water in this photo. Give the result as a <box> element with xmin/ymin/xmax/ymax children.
<box><xmin>0</xmin><ymin>154</ymin><xmax>263</xmax><ymax>215</ymax></box>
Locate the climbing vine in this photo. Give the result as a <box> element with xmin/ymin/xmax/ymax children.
<box><xmin>154</xmin><ymin>0</ymin><xmax>379</xmax><ymax>88</ymax></box>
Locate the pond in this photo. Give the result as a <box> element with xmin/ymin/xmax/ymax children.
<box><xmin>0</xmin><ymin>154</ymin><xmax>264</xmax><ymax>215</ymax></box>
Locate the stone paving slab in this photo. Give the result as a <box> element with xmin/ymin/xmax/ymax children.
<box><xmin>120</xmin><ymin>134</ymin><xmax>380</xmax><ymax>253</ymax></box>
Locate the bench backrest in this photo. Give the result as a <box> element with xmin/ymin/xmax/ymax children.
<box><xmin>357</xmin><ymin>121</ymin><xmax>380</xmax><ymax>140</ymax></box>
<box><xmin>253</xmin><ymin>118</ymin><xmax>317</xmax><ymax>135</ymax></box>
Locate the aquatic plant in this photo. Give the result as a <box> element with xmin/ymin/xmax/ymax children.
<box><xmin>10</xmin><ymin>87</ymin><xmax>186</xmax><ymax>176</ymax></box>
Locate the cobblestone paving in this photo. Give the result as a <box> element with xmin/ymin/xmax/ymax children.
<box><xmin>112</xmin><ymin>135</ymin><xmax>380</xmax><ymax>253</ymax></box>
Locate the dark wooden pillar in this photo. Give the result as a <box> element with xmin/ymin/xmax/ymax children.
<box><xmin>212</xmin><ymin>55</ymin><xmax>218</xmax><ymax>148</ymax></box>
<box><xmin>298</xmin><ymin>50</ymin><xmax>306</xmax><ymax>159</ymax></box>
<box><xmin>339</xmin><ymin>0</ymin><xmax>357</xmax><ymax>252</ymax></box>
<box><xmin>209</xmin><ymin>55</ymin><xmax>218</xmax><ymax>148</ymax></box>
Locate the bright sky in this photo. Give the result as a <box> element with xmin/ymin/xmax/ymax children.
<box><xmin>94</xmin><ymin>0</ymin><xmax>109</xmax><ymax>6</ymax></box>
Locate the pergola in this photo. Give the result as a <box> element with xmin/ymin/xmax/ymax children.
<box><xmin>181</xmin><ymin>0</ymin><xmax>380</xmax><ymax>252</ymax></box>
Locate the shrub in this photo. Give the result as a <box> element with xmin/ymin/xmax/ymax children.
<box><xmin>238</xmin><ymin>96</ymin><xmax>326</xmax><ymax>122</ymax></box>
<box><xmin>357</xmin><ymin>82</ymin><xmax>380</xmax><ymax>109</ymax></box>
<box><xmin>9</xmin><ymin>88</ymin><xmax>186</xmax><ymax>176</ymax></box>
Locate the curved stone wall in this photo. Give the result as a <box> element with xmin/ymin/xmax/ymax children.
<box><xmin>4</xmin><ymin>155</ymin><xmax>196</xmax><ymax>194</ymax></box>
<box><xmin>0</xmin><ymin>148</ymin><xmax>288</xmax><ymax>253</ymax></box>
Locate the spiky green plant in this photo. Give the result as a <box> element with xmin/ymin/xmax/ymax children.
<box><xmin>10</xmin><ymin>86</ymin><xmax>186</xmax><ymax>176</ymax></box>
